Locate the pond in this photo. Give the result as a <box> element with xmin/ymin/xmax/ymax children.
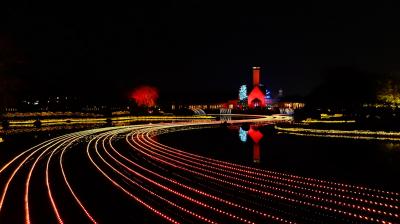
<box><xmin>158</xmin><ymin>124</ymin><xmax>400</xmax><ymax>192</ymax></box>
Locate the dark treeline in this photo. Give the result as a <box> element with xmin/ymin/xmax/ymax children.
<box><xmin>297</xmin><ymin>67</ymin><xmax>400</xmax><ymax>129</ymax></box>
<box><xmin>306</xmin><ymin>67</ymin><xmax>378</xmax><ymax>109</ymax></box>
<box><xmin>304</xmin><ymin>67</ymin><xmax>400</xmax><ymax>109</ymax></box>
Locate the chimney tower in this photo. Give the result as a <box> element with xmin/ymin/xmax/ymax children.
<box><xmin>252</xmin><ymin>67</ymin><xmax>260</xmax><ymax>87</ymax></box>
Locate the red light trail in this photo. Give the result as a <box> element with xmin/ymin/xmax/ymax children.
<box><xmin>0</xmin><ymin>116</ymin><xmax>398</xmax><ymax>223</ymax></box>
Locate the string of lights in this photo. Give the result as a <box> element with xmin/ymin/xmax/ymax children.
<box><xmin>276</xmin><ymin>126</ymin><xmax>400</xmax><ymax>141</ymax></box>
<box><xmin>0</xmin><ymin>116</ymin><xmax>397</xmax><ymax>223</ymax></box>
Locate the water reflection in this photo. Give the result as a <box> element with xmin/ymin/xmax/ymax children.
<box><xmin>239</xmin><ymin>127</ymin><xmax>247</xmax><ymax>143</ymax></box>
<box><xmin>160</xmin><ymin>125</ymin><xmax>400</xmax><ymax>191</ymax></box>
<box><xmin>253</xmin><ymin>143</ymin><xmax>260</xmax><ymax>163</ymax></box>
<box><xmin>239</xmin><ymin>125</ymin><xmax>264</xmax><ymax>163</ymax></box>
<box><xmin>384</xmin><ymin>142</ymin><xmax>400</xmax><ymax>151</ymax></box>
<box><xmin>219</xmin><ymin>115</ymin><xmax>232</xmax><ymax>122</ymax></box>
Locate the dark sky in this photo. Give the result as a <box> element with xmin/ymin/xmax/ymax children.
<box><xmin>1</xmin><ymin>1</ymin><xmax>400</xmax><ymax>102</ymax></box>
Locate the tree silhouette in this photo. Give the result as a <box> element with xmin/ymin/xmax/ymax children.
<box><xmin>306</xmin><ymin>67</ymin><xmax>377</xmax><ymax>109</ymax></box>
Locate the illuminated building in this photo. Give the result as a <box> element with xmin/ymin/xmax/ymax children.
<box><xmin>247</xmin><ymin>67</ymin><xmax>266</xmax><ymax>109</ymax></box>
<box><xmin>172</xmin><ymin>66</ymin><xmax>304</xmax><ymax>114</ymax></box>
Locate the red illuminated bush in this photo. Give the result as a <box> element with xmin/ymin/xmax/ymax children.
<box><xmin>131</xmin><ymin>86</ymin><xmax>159</xmax><ymax>107</ymax></box>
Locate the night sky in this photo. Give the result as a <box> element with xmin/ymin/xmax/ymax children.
<box><xmin>1</xmin><ymin>2</ymin><xmax>400</xmax><ymax>103</ymax></box>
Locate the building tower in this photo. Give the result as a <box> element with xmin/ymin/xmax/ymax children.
<box><xmin>247</xmin><ymin>67</ymin><xmax>266</xmax><ymax>109</ymax></box>
<box><xmin>253</xmin><ymin>67</ymin><xmax>260</xmax><ymax>87</ymax></box>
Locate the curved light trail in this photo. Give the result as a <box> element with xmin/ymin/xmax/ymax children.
<box><xmin>0</xmin><ymin>115</ymin><xmax>397</xmax><ymax>223</ymax></box>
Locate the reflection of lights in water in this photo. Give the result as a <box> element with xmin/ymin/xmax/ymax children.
<box><xmin>276</xmin><ymin>126</ymin><xmax>400</xmax><ymax>141</ymax></box>
<box><xmin>302</xmin><ymin>119</ymin><xmax>356</xmax><ymax>123</ymax></box>
<box><xmin>276</xmin><ymin>126</ymin><xmax>400</xmax><ymax>136</ymax></box>
<box><xmin>248</xmin><ymin>128</ymin><xmax>263</xmax><ymax>163</ymax></box>
<box><xmin>277</xmin><ymin>131</ymin><xmax>400</xmax><ymax>142</ymax></box>
<box><xmin>384</xmin><ymin>142</ymin><xmax>400</xmax><ymax>151</ymax></box>
<box><xmin>253</xmin><ymin>144</ymin><xmax>260</xmax><ymax>163</ymax></box>
<box><xmin>239</xmin><ymin>127</ymin><xmax>264</xmax><ymax>163</ymax></box>
<box><xmin>248</xmin><ymin>128</ymin><xmax>263</xmax><ymax>144</ymax></box>
<box><xmin>239</xmin><ymin>127</ymin><xmax>248</xmax><ymax>143</ymax></box>
<box><xmin>0</xmin><ymin>118</ymin><xmax>397</xmax><ymax>223</ymax></box>
<box><xmin>219</xmin><ymin>115</ymin><xmax>232</xmax><ymax>122</ymax></box>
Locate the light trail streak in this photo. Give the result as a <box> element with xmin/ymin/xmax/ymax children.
<box><xmin>125</xmin><ymin>125</ymin><xmax>399</xmax><ymax>223</ymax></box>
<box><xmin>141</xmin><ymin>128</ymin><xmax>400</xmax><ymax>209</ymax></box>
<box><xmin>132</xmin><ymin>133</ymin><xmax>394</xmax><ymax>220</ymax></box>
<box><xmin>107</xmin><ymin>132</ymin><xmax>290</xmax><ymax>223</ymax></box>
<box><xmin>58</xmin><ymin>135</ymin><xmax>102</xmax><ymax>224</ymax></box>
<box><xmin>0</xmin><ymin>133</ymin><xmax>71</xmax><ymax>175</ymax></box>
<box><xmin>53</xmin><ymin>126</ymin><xmax>139</xmax><ymax>223</ymax></box>
<box><xmin>143</xmin><ymin>130</ymin><xmax>398</xmax><ymax>206</ymax></box>
<box><xmin>101</xmin><ymin>132</ymin><xmax>256</xmax><ymax>224</ymax></box>
<box><xmin>44</xmin><ymin>133</ymin><xmax>90</xmax><ymax>224</ymax></box>
<box><xmin>95</xmin><ymin>134</ymin><xmax>218</xmax><ymax>224</ymax></box>
<box><xmin>85</xmin><ymin>131</ymin><xmax>180</xmax><ymax>224</ymax></box>
<box><xmin>129</xmin><ymin>132</ymin><xmax>384</xmax><ymax>223</ymax></box>
<box><xmin>0</xmin><ymin>134</ymin><xmax>75</xmax><ymax>212</ymax></box>
<box><xmin>145</xmin><ymin>127</ymin><xmax>400</xmax><ymax>201</ymax></box>
<box><xmin>0</xmin><ymin>115</ymin><xmax>397</xmax><ymax>223</ymax></box>
<box><xmin>25</xmin><ymin>135</ymin><xmax>81</xmax><ymax>224</ymax></box>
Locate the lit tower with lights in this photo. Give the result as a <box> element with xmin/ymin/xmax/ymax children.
<box><xmin>247</xmin><ymin>67</ymin><xmax>266</xmax><ymax>109</ymax></box>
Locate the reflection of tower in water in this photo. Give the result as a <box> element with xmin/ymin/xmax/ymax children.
<box><xmin>248</xmin><ymin>127</ymin><xmax>263</xmax><ymax>163</ymax></box>
<box><xmin>252</xmin><ymin>144</ymin><xmax>260</xmax><ymax>163</ymax></box>
<box><xmin>239</xmin><ymin>125</ymin><xmax>264</xmax><ymax>163</ymax></box>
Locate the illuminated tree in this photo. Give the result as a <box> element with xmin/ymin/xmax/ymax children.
<box><xmin>239</xmin><ymin>85</ymin><xmax>247</xmax><ymax>101</ymax></box>
<box><xmin>377</xmin><ymin>79</ymin><xmax>400</xmax><ymax>105</ymax></box>
<box><xmin>131</xmin><ymin>86</ymin><xmax>159</xmax><ymax>107</ymax></box>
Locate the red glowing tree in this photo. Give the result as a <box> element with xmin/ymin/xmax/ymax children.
<box><xmin>131</xmin><ymin>86</ymin><xmax>159</xmax><ymax>107</ymax></box>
